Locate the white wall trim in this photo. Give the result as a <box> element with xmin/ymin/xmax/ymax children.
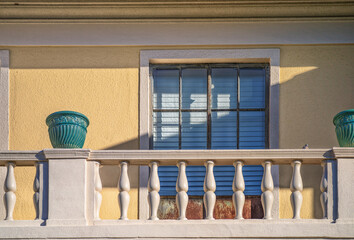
<box><xmin>0</xmin><ymin>50</ymin><xmax>9</xmax><ymax>150</ymax></box>
<box><xmin>139</xmin><ymin>48</ymin><xmax>280</xmax><ymax>219</ymax></box>
<box><xmin>0</xmin><ymin>22</ymin><xmax>354</xmax><ymax>46</ymax></box>
<box><xmin>0</xmin><ymin>50</ymin><xmax>9</xmax><ymax>220</ymax></box>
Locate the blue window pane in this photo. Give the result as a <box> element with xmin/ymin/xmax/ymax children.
<box><xmin>240</xmin><ymin>69</ymin><xmax>265</xmax><ymax>109</ymax></box>
<box><xmin>182</xmin><ymin>69</ymin><xmax>207</xmax><ymax>109</ymax></box>
<box><xmin>239</xmin><ymin>111</ymin><xmax>265</xmax><ymax>149</ymax></box>
<box><xmin>211</xmin><ymin>68</ymin><xmax>237</xmax><ymax>109</ymax></box>
<box><xmin>181</xmin><ymin>112</ymin><xmax>207</xmax><ymax>149</ymax></box>
<box><xmin>153</xmin><ymin>112</ymin><xmax>179</xmax><ymax>150</ymax></box>
<box><xmin>211</xmin><ymin>111</ymin><xmax>237</xmax><ymax>149</ymax></box>
<box><xmin>153</xmin><ymin>69</ymin><xmax>179</xmax><ymax>109</ymax></box>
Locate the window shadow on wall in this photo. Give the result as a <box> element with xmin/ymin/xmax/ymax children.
<box><xmin>277</xmin><ymin>61</ymin><xmax>353</xmax><ymax>219</ymax></box>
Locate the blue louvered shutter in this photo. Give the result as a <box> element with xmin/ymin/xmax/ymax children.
<box><xmin>153</xmin><ymin>66</ymin><xmax>266</xmax><ymax>196</ymax></box>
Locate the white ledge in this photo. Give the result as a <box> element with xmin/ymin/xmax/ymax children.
<box><xmin>0</xmin><ymin>219</ymin><xmax>353</xmax><ymax>239</ymax></box>
<box><xmin>89</xmin><ymin>149</ymin><xmax>334</xmax><ymax>165</ymax></box>
<box><xmin>42</xmin><ymin>148</ymin><xmax>90</xmax><ymax>159</ymax></box>
<box><xmin>0</xmin><ymin>150</ymin><xmax>43</xmax><ymax>166</ymax></box>
<box><xmin>0</xmin><ymin>148</ymin><xmax>349</xmax><ymax>166</ymax></box>
<box><xmin>332</xmin><ymin>147</ymin><xmax>354</xmax><ymax>158</ymax></box>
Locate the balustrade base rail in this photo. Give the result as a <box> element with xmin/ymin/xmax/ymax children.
<box><xmin>0</xmin><ymin>219</ymin><xmax>353</xmax><ymax>239</ymax></box>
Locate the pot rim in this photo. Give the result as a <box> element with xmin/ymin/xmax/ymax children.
<box><xmin>333</xmin><ymin>109</ymin><xmax>354</xmax><ymax>125</ymax></box>
<box><xmin>46</xmin><ymin>110</ymin><xmax>90</xmax><ymax>127</ymax></box>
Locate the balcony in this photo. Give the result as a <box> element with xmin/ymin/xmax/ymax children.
<box><xmin>0</xmin><ymin>148</ymin><xmax>353</xmax><ymax>239</ymax></box>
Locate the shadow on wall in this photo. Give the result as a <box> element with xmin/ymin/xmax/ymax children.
<box><xmin>100</xmin><ymin>138</ymin><xmax>139</xmax><ymax>188</ymax></box>
<box><xmin>278</xmin><ymin>57</ymin><xmax>353</xmax><ymax>218</ymax></box>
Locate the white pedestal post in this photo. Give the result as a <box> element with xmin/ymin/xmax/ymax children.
<box><xmin>43</xmin><ymin>149</ymin><xmax>92</xmax><ymax>226</ymax></box>
<box><xmin>333</xmin><ymin>147</ymin><xmax>354</xmax><ymax>223</ymax></box>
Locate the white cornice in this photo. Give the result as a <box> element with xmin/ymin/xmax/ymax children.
<box><xmin>1</xmin><ymin>1</ymin><xmax>354</xmax><ymax>22</ymax></box>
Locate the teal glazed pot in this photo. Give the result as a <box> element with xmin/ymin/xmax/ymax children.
<box><xmin>46</xmin><ymin>111</ymin><xmax>89</xmax><ymax>148</ymax></box>
<box><xmin>333</xmin><ymin>109</ymin><xmax>354</xmax><ymax>147</ymax></box>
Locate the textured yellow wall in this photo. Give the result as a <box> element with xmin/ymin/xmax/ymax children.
<box><xmin>278</xmin><ymin>45</ymin><xmax>354</xmax><ymax>219</ymax></box>
<box><xmin>5</xmin><ymin>45</ymin><xmax>354</xmax><ymax>220</ymax></box>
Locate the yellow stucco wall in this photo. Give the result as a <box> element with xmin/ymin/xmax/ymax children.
<box><xmin>4</xmin><ymin>45</ymin><xmax>354</xmax><ymax>220</ymax></box>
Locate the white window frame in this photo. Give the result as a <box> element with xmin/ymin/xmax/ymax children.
<box><xmin>139</xmin><ymin>49</ymin><xmax>280</xmax><ymax>220</ymax></box>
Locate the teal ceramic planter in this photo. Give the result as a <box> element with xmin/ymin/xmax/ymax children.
<box><xmin>333</xmin><ymin>109</ymin><xmax>354</xmax><ymax>147</ymax></box>
<box><xmin>46</xmin><ymin>111</ymin><xmax>89</xmax><ymax>148</ymax></box>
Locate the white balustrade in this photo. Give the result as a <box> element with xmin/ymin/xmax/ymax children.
<box><xmin>261</xmin><ymin>160</ymin><xmax>274</xmax><ymax>219</ymax></box>
<box><xmin>203</xmin><ymin>160</ymin><xmax>216</xmax><ymax>220</ymax></box>
<box><xmin>118</xmin><ymin>161</ymin><xmax>130</xmax><ymax>220</ymax></box>
<box><xmin>148</xmin><ymin>161</ymin><xmax>160</xmax><ymax>220</ymax></box>
<box><xmin>33</xmin><ymin>162</ymin><xmax>40</xmax><ymax>220</ymax></box>
<box><xmin>290</xmin><ymin>160</ymin><xmax>303</xmax><ymax>219</ymax></box>
<box><xmin>232</xmin><ymin>160</ymin><xmax>245</xmax><ymax>219</ymax></box>
<box><xmin>320</xmin><ymin>160</ymin><xmax>328</xmax><ymax>219</ymax></box>
<box><xmin>176</xmin><ymin>161</ymin><xmax>188</xmax><ymax>220</ymax></box>
<box><xmin>4</xmin><ymin>162</ymin><xmax>16</xmax><ymax>221</ymax></box>
<box><xmin>0</xmin><ymin>147</ymin><xmax>351</xmax><ymax>236</ymax></box>
<box><xmin>94</xmin><ymin>161</ymin><xmax>102</xmax><ymax>220</ymax></box>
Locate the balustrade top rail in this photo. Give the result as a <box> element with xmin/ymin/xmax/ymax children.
<box><xmin>0</xmin><ymin>151</ymin><xmax>43</xmax><ymax>166</ymax></box>
<box><xmin>0</xmin><ymin>148</ymin><xmax>335</xmax><ymax>166</ymax></box>
<box><xmin>89</xmin><ymin>149</ymin><xmax>334</xmax><ymax>165</ymax></box>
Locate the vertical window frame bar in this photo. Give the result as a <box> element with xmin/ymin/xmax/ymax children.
<box><xmin>264</xmin><ymin>65</ymin><xmax>270</xmax><ymax>149</ymax></box>
<box><xmin>179</xmin><ymin>67</ymin><xmax>182</xmax><ymax>150</ymax></box>
<box><xmin>150</xmin><ymin>67</ymin><xmax>155</xmax><ymax>150</ymax></box>
<box><xmin>207</xmin><ymin>65</ymin><xmax>212</xmax><ymax>149</ymax></box>
<box><xmin>236</xmin><ymin>65</ymin><xmax>240</xmax><ymax>149</ymax></box>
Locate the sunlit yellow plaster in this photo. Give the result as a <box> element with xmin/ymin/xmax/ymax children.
<box><xmin>280</xmin><ymin>66</ymin><xmax>318</xmax><ymax>84</ymax></box>
<box><xmin>13</xmin><ymin>166</ymin><xmax>36</xmax><ymax>220</ymax></box>
<box><xmin>10</xmin><ymin>68</ymin><xmax>139</xmax><ymax>150</ymax></box>
<box><xmin>280</xmin><ymin>188</ymin><xmax>316</xmax><ymax>219</ymax></box>
<box><xmin>100</xmin><ymin>188</ymin><xmax>139</xmax><ymax>220</ymax></box>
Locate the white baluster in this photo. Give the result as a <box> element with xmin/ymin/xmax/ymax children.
<box><xmin>261</xmin><ymin>160</ymin><xmax>274</xmax><ymax>220</ymax></box>
<box><xmin>94</xmin><ymin>161</ymin><xmax>102</xmax><ymax>220</ymax></box>
<box><xmin>232</xmin><ymin>160</ymin><xmax>245</xmax><ymax>219</ymax></box>
<box><xmin>148</xmin><ymin>161</ymin><xmax>160</xmax><ymax>220</ymax></box>
<box><xmin>176</xmin><ymin>161</ymin><xmax>188</xmax><ymax>220</ymax></box>
<box><xmin>4</xmin><ymin>162</ymin><xmax>16</xmax><ymax>221</ymax></box>
<box><xmin>320</xmin><ymin>160</ymin><xmax>328</xmax><ymax>219</ymax></box>
<box><xmin>118</xmin><ymin>161</ymin><xmax>130</xmax><ymax>220</ymax></box>
<box><xmin>33</xmin><ymin>162</ymin><xmax>40</xmax><ymax>220</ymax></box>
<box><xmin>290</xmin><ymin>160</ymin><xmax>303</xmax><ymax>219</ymax></box>
<box><xmin>203</xmin><ymin>160</ymin><xmax>216</xmax><ymax>220</ymax></box>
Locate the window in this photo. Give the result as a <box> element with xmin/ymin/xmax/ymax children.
<box><xmin>139</xmin><ymin>49</ymin><xmax>280</xmax><ymax>219</ymax></box>
<box><xmin>152</xmin><ymin>63</ymin><xmax>269</xmax><ymax>196</ymax></box>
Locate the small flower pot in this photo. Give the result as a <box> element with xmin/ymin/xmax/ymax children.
<box><xmin>333</xmin><ymin>109</ymin><xmax>354</xmax><ymax>147</ymax></box>
<box><xmin>46</xmin><ymin>111</ymin><xmax>89</xmax><ymax>148</ymax></box>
